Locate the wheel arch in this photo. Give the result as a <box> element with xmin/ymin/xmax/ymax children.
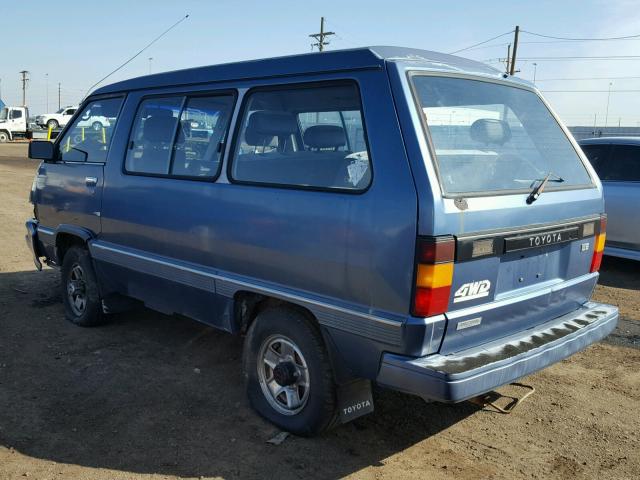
<box><xmin>54</xmin><ymin>225</ymin><xmax>95</xmax><ymax>265</ymax></box>
<box><xmin>232</xmin><ymin>290</ymin><xmax>355</xmax><ymax>383</ymax></box>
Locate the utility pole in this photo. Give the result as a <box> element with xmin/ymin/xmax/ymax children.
<box><xmin>309</xmin><ymin>17</ymin><xmax>334</xmax><ymax>52</ymax></box>
<box><xmin>148</xmin><ymin>57</ymin><xmax>153</xmax><ymax>74</ymax></box>
<box><xmin>509</xmin><ymin>26</ymin><xmax>520</xmax><ymax>76</ymax></box>
<box><xmin>604</xmin><ymin>82</ymin><xmax>612</xmax><ymax>129</ymax></box>
<box><xmin>505</xmin><ymin>44</ymin><xmax>511</xmax><ymax>74</ymax></box>
<box><xmin>58</xmin><ymin>82</ymin><xmax>61</xmax><ymax>110</ymax></box>
<box><xmin>45</xmin><ymin>73</ymin><xmax>49</xmax><ymax>112</ymax></box>
<box><xmin>19</xmin><ymin>70</ymin><xmax>29</xmax><ymax>106</ymax></box>
<box><xmin>532</xmin><ymin>62</ymin><xmax>538</xmax><ymax>84</ymax></box>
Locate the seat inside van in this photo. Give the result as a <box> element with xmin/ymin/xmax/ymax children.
<box><xmin>234</xmin><ymin>110</ymin><xmax>364</xmax><ymax>188</ymax></box>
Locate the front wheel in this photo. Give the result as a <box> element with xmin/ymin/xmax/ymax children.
<box><xmin>92</xmin><ymin>121</ymin><xmax>103</xmax><ymax>131</ymax></box>
<box><xmin>0</xmin><ymin>131</ymin><xmax>9</xmax><ymax>143</ymax></box>
<box><xmin>61</xmin><ymin>246</ymin><xmax>106</xmax><ymax>326</ymax></box>
<box><xmin>243</xmin><ymin>307</ymin><xmax>337</xmax><ymax>436</ymax></box>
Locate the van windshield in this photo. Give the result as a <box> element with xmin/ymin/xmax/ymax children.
<box><xmin>411</xmin><ymin>75</ymin><xmax>593</xmax><ymax>195</ymax></box>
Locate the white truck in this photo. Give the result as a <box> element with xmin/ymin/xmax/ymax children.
<box><xmin>0</xmin><ymin>106</ymin><xmax>30</xmax><ymax>142</ymax></box>
<box><xmin>36</xmin><ymin>105</ymin><xmax>112</xmax><ymax>132</ymax></box>
<box><xmin>35</xmin><ymin>106</ymin><xmax>78</xmax><ymax>130</ymax></box>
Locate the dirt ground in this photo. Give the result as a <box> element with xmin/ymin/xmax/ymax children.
<box><xmin>0</xmin><ymin>143</ymin><xmax>638</xmax><ymax>480</ymax></box>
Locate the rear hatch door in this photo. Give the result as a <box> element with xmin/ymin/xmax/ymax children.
<box><xmin>404</xmin><ymin>72</ymin><xmax>603</xmax><ymax>355</ymax></box>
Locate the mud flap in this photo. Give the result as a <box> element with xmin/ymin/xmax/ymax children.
<box><xmin>337</xmin><ymin>379</ymin><xmax>374</xmax><ymax>423</ymax></box>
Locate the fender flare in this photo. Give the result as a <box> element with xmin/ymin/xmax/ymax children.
<box><xmin>53</xmin><ymin>224</ymin><xmax>96</xmax><ymax>263</ymax></box>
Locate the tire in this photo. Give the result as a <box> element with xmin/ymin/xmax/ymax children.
<box><xmin>0</xmin><ymin>131</ymin><xmax>8</xmax><ymax>143</ymax></box>
<box><xmin>46</xmin><ymin>119</ymin><xmax>59</xmax><ymax>129</ymax></box>
<box><xmin>61</xmin><ymin>246</ymin><xmax>106</xmax><ymax>327</ymax></box>
<box><xmin>92</xmin><ymin>121</ymin><xmax>103</xmax><ymax>131</ymax></box>
<box><xmin>243</xmin><ymin>306</ymin><xmax>338</xmax><ymax>436</ymax></box>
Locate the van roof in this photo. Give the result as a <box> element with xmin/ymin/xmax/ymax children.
<box><xmin>92</xmin><ymin>46</ymin><xmax>508</xmax><ymax>96</ymax></box>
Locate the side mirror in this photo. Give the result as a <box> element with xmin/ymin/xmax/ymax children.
<box><xmin>29</xmin><ymin>141</ymin><xmax>56</xmax><ymax>161</ymax></box>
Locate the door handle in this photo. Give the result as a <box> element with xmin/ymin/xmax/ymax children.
<box><xmin>85</xmin><ymin>176</ymin><xmax>98</xmax><ymax>187</ymax></box>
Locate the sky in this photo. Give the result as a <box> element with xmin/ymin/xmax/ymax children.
<box><xmin>2</xmin><ymin>0</ymin><xmax>640</xmax><ymax>125</ymax></box>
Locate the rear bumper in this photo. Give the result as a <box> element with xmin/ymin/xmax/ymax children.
<box><xmin>376</xmin><ymin>302</ymin><xmax>618</xmax><ymax>403</ymax></box>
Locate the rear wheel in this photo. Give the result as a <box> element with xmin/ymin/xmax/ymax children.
<box><xmin>243</xmin><ymin>306</ymin><xmax>337</xmax><ymax>436</ymax></box>
<box><xmin>61</xmin><ymin>246</ymin><xmax>106</xmax><ymax>326</ymax></box>
<box><xmin>46</xmin><ymin>119</ymin><xmax>59</xmax><ymax>129</ymax></box>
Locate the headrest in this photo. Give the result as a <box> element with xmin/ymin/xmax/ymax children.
<box><xmin>143</xmin><ymin>114</ymin><xmax>176</xmax><ymax>143</ymax></box>
<box><xmin>470</xmin><ymin>118</ymin><xmax>511</xmax><ymax>145</ymax></box>
<box><xmin>303</xmin><ymin>125</ymin><xmax>346</xmax><ymax>149</ymax></box>
<box><xmin>245</xmin><ymin>111</ymin><xmax>297</xmax><ymax>146</ymax></box>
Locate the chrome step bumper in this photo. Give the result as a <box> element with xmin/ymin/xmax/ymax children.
<box><xmin>376</xmin><ymin>302</ymin><xmax>618</xmax><ymax>403</ymax></box>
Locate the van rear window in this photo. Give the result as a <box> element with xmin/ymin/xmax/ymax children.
<box><xmin>411</xmin><ymin>75</ymin><xmax>593</xmax><ymax>195</ymax></box>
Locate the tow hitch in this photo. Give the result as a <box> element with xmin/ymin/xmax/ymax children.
<box><xmin>469</xmin><ymin>382</ymin><xmax>536</xmax><ymax>414</ymax></box>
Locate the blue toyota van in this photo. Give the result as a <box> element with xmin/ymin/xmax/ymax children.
<box><xmin>25</xmin><ymin>47</ymin><xmax>618</xmax><ymax>436</ymax></box>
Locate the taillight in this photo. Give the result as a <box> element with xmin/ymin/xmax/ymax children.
<box><xmin>590</xmin><ymin>214</ymin><xmax>607</xmax><ymax>273</ymax></box>
<box><xmin>412</xmin><ymin>236</ymin><xmax>455</xmax><ymax>317</ymax></box>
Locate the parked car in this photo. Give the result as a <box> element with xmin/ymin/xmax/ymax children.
<box><xmin>25</xmin><ymin>47</ymin><xmax>618</xmax><ymax>436</ymax></box>
<box><xmin>36</xmin><ymin>106</ymin><xmax>78</xmax><ymax>129</ymax></box>
<box><xmin>579</xmin><ymin>137</ymin><xmax>640</xmax><ymax>261</ymax></box>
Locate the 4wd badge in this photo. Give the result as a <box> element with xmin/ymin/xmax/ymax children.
<box><xmin>453</xmin><ymin>280</ymin><xmax>491</xmax><ymax>303</ymax></box>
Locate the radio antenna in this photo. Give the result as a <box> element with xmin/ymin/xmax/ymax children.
<box><xmin>83</xmin><ymin>13</ymin><xmax>190</xmax><ymax>100</ymax></box>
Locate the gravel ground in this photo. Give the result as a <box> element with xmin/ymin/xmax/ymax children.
<box><xmin>0</xmin><ymin>143</ymin><xmax>638</xmax><ymax>480</ymax></box>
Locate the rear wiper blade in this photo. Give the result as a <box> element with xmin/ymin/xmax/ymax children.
<box><xmin>526</xmin><ymin>172</ymin><xmax>564</xmax><ymax>204</ymax></box>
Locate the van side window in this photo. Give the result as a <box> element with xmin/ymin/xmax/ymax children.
<box><xmin>230</xmin><ymin>83</ymin><xmax>371</xmax><ymax>191</ymax></box>
<box><xmin>126</xmin><ymin>94</ymin><xmax>234</xmax><ymax>178</ymax></box>
<box><xmin>170</xmin><ymin>95</ymin><xmax>235</xmax><ymax>178</ymax></box>
<box><xmin>57</xmin><ymin>97</ymin><xmax>123</xmax><ymax>163</ymax></box>
<box><xmin>604</xmin><ymin>145</ymin><xmax>640</xmax><ymax>181</ymax></box>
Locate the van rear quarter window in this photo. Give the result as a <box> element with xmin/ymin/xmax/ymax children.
<box><xmin>230</xmin><ymin>83</ymin><xmax>372</xmax><ymax>191</ymax></box>
<box><xmin>410</xmin><ymin>75</ymin><xmax>593</xmax><ymax>195</ymax></box>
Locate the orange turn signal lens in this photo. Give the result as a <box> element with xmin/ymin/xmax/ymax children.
<box><xmin>416</xmin><ymin>263</ymin><xmax>454</xmax><ymax>289</ymax></box>
<box><xmin>594</xmin><ymin>232</ymin><xmax>606</xmax><ymax>252</ymax></box>
<box><xmin>590</xmin><ymin>215</ymin><xmax>607</xmax><ymax>273</ymax></box>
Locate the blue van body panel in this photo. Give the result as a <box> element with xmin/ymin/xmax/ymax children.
<box><xmin>91</xmin><ymin>67</ymin><xmax>424</xmax><ymax>378</ymax></box>
<box><xmin>28</xmin><ymin>47</ymin><xmax>617</xmax><ymax>402</ymax></box>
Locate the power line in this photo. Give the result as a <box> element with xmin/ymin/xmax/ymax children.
<box><xmin>83</xmin><ymin>13</ymin><xmax>189</xmax><ymax>99</ymax></box>
<box><xmin>521</xmin><ymin>29</ymin><xmax>640</xmax><ymax>41</ymax></box>
<box><xmin>448</xmin><ymin>30</ymin><xmax>514</xmax><ymax>55</ymax></box>
<box><xmin>456</xmin><ymin>36</ymin><xmax>640</xmax><ymax>54</ymax></box>
<box><xmin>322</xmin><ymin>19</ymin><xmax>365</xmax><ymax>47</ymax></box>
<box><xmin>521</xmin><ymin>55</ymin><xmax>640</xmax><ymax>60</ymax></box>
<box><xmin>485</xmin><ymin>55</ymin><xmax>640</xmax><ymax>62</ymax></box>
<box><xmin>542</xmin><ymin>89</ymin><xmax>640</xmax><ymax>93</ymax></box>
<box><xmin>536</xmin><ymin>75</ymin><xmax>640</xmax><ymax>82</ymax></box>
